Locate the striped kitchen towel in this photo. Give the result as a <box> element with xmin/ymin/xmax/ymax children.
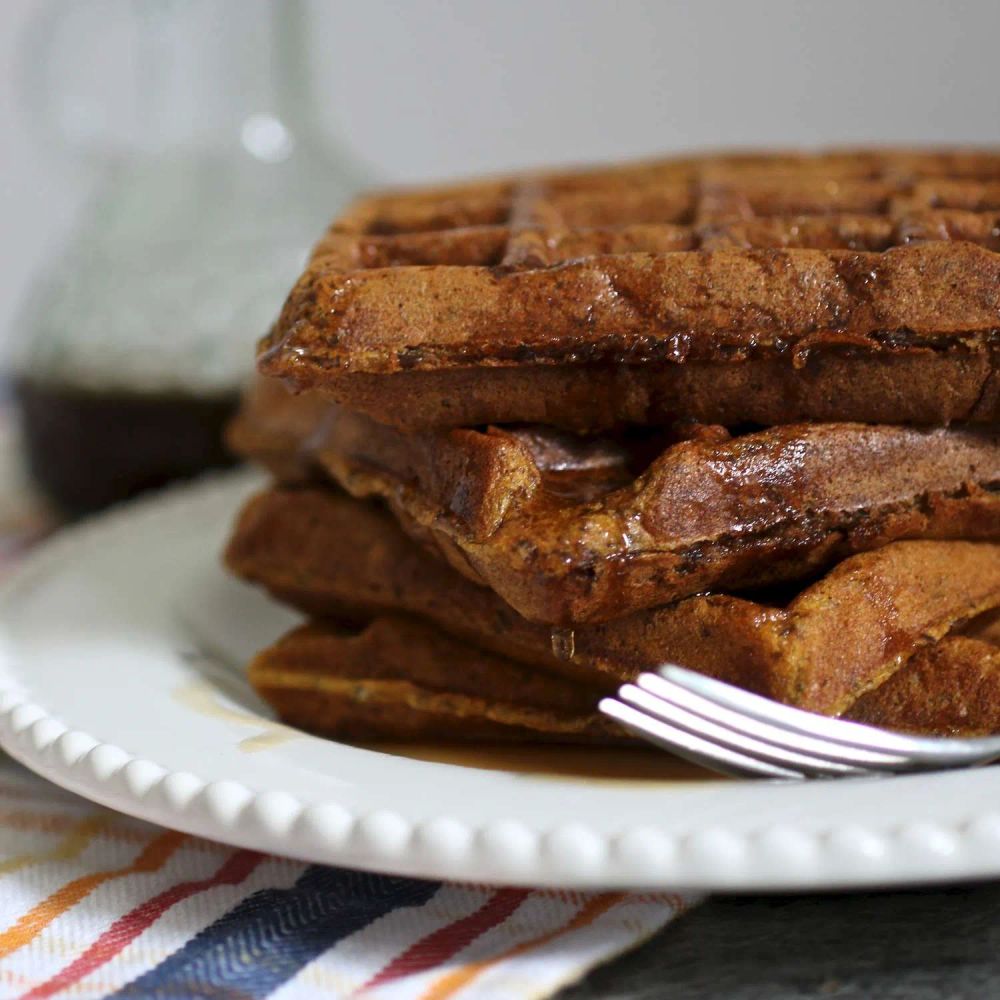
<box><xmin>0</xmin><ymin>765</ymin><xmax>693</xmax><ymax>998</ymax></box>
<box><xmin>0</xmin><ymin>415</ymin><xmax>696</xmax><ymax>998</ymax></box>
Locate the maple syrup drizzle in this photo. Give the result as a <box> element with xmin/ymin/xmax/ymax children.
<box><xmin>550</xmin><ymin>627</ymin><xmax>576</xmax><ymax>660</ymax></box>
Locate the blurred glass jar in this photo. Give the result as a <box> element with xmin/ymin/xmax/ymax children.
<box><xmin>13</xmin><ymin>0</ymin><xmax>367</xmax><ymax>514</ymax></box>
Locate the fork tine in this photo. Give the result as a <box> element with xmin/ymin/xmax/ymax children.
<box><xmin>599</xmin><ymin>697</ymin><xmax>803</xmax><ymax>779</ymax></box>
<box><xmin>659</xmin><ymin>666</ymin><xmax>1000</xmax><ymax>768</ymax></box>
<box><xmin>617</xmin><ymin>684</ymin><xmax>869</xmax><ymax>778</ymax></box>
<box><xmin>636</xmin><ymin>673</ymin><xmax>909</xmax><ymax>771</ymax></box>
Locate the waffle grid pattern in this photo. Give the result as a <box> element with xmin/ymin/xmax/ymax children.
<box><xmin>313</xmin><ymin>150</ymin><xmax>1000</xmax><ymax>270</ymax></box>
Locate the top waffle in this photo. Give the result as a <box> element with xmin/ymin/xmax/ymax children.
<box><xmin>260</xmin><ymin>149</ymin><xmax>1000</xmax><ymax>431</ymax></box>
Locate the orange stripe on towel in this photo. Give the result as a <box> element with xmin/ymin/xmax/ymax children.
<box><xmin>0</xmin><ymin>829</ymin><xmax>186</xmax><ymax>958</ymax></box>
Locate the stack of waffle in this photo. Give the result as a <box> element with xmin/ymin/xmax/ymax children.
<box><xmin>225</xmin><ymin>149</ymin><xmax>1000</xmax><ymax>744</ymax></box>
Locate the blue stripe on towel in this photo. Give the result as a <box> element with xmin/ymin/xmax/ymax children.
<box><xmin>108</xmin><ymin>866</ymin><xmax>440</xmax><ymax>999</ymax></box>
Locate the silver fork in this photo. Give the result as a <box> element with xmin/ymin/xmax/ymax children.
<box><xmin>599</xmin><ymin>666</ymin><xmax>1000</xmax><ymax>780</ymax></box>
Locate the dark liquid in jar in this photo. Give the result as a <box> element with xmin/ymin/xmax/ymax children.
<box><xmin>17</xmin><ymin>379</ymin><xmax>239</xmax><ymax>516</ymax></box>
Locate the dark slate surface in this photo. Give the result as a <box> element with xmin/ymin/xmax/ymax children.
<box><xmin>563</xmin><ymin>883</ymin><xmax>1000</xmax><ymax>999</ymax></box>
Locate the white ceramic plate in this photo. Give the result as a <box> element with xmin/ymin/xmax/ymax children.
<box><xmin>1</xmin><ymin>471</ymin><xmax>1000</xmax><ymax>891</ymax></box>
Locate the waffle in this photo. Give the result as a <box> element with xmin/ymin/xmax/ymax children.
<box><xmin>250</xmin><ymin>616</ymin><xmax>1000</xmax><ymax>743</ymax></box>
<box><xmin>259</xmin><ymin>149</ymin><xmax>1000</xmax><ymax>432</ymax></box>
<box><xmin>248</xmin><ymin>619</ymin><xmax>624</xmax><ymax>744</ymax></box>
<box><xmin>846</xmin><ymin>635</ymin><xmax>1000</xmax><ymax>735</ymax></box>
<box><xmin>225</xmin><ymin>486</ymin><xmax>1000</xmax><ymax>716</ymax></box>
<box><xmin>230</xmin><ymin>382</ymin><xmax>1000</xmax><ymax>625</ymax></box>
<box><xmin>226</xmin><ymin>377</ymin><xmax>330</xmax><ymax>484</ymax></box>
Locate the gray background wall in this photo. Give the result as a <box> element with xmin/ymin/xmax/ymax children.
<box><xmin>3</xmin><ymin>0</ymin><xmax>999</xmax><ymax>349</ymax></box>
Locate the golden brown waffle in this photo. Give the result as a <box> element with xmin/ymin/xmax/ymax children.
<box><xmin>226</xmin><ymin>378</ymin><xmax>330</xmax><ymax>484</ymax></box>
<box><xmin>251</xmin><ymin>617</ymin><xmax>1000</xmax><ymax>743</ymax></box>
<box><xmin>259</xmin><ymin>149</ymin><xmax>1000</xmax><ymax>431</ymax></box>
<box><xmin>225</xmin><ymin>486</ymin><xmax>1000</xmax><ymax>716</ymax></box>
<box><xmin>248</xmin><ymin>619</ymin><xmax>624</xmax><ymax>744</ymax></box>
<box><xmin>231</xmin><ymin>382</ymin><xmax>1000</xmax><ymax>625</ymax></box>
<box><xmin>846</xmin><ymin>635</ymin><xmax>1000</xmax><ymax>735</ymax></box>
